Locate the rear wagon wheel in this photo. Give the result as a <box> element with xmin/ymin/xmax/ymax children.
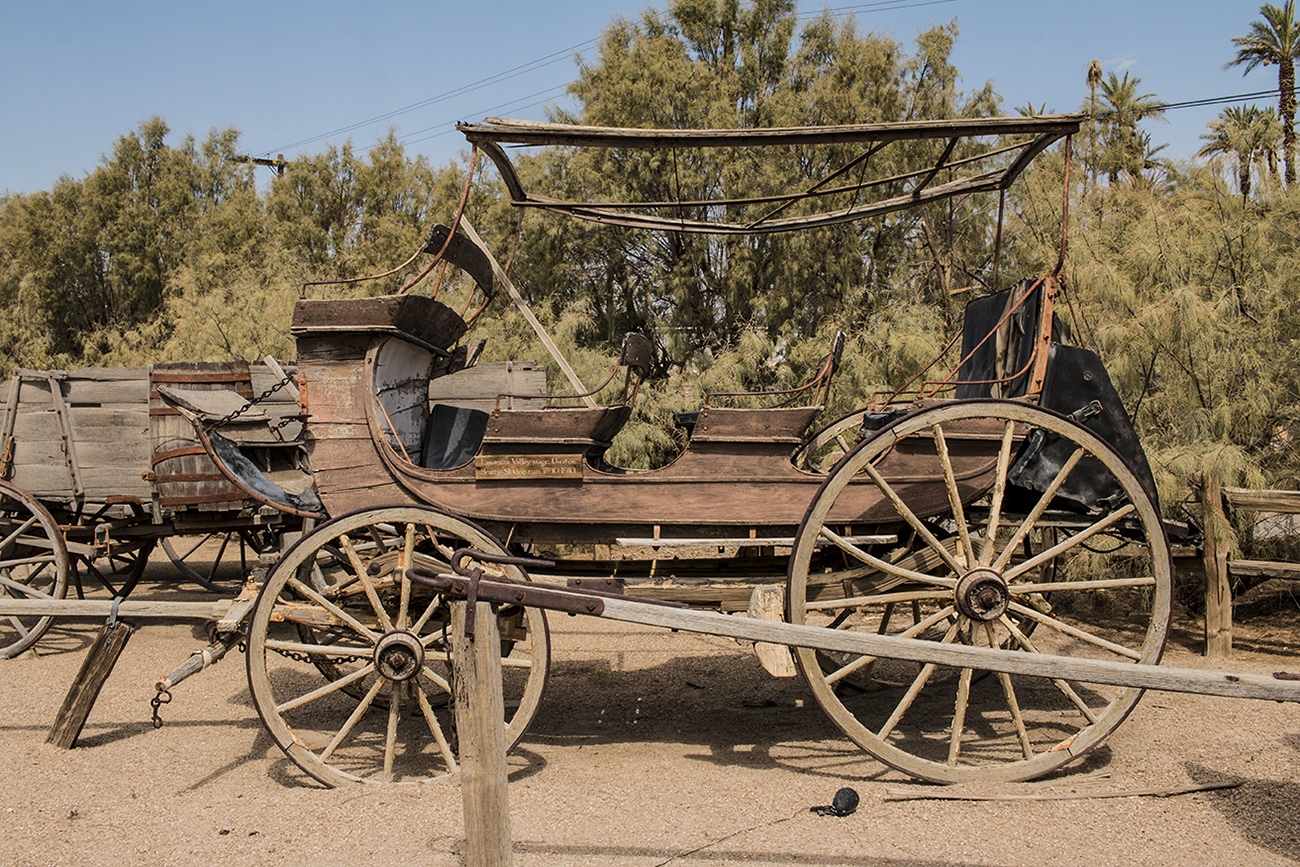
<box><xmin>787</xmin><ymin>400</ymin><xmax>1171</xmax><ymax>784</ymax></box>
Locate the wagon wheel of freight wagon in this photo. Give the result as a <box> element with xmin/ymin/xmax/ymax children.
<box><xmin>0</xmin><ymin>480</ymin><xmax>71</xmax><ymax>659</ymax></box>
<box><xmin>787</xmin><ymin>400</ymin><xmax>1172</xmax><ymax>784</ymax></box>
<box><xmin>162</xmin><ymin>528</ymin><xmax>271</xmax><ymax>592</ymax></box>
<box><xmin>245</xmin><ymin>505</ymin><xmax>550</xmax><ymax>786</ymax></box>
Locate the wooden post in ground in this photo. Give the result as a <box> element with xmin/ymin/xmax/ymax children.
<box><xmin>47</xmin><ymin>621</ymin><xmax>134</xmax><ymax>748</ymax></box>
<box><xmin>1201</xmin><ymin>475</ymin><xmax>1233</xmax><ymax>658</ymax></box>
<box><xmin>451</xmin><ymin>600</ymin><xmax>513</xmax><ymax>867</ymax></box>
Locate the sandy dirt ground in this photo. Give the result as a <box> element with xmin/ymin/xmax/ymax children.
<box><xmin>3</xmin><ymin>561</ymin><xmax>1300</xmax><ymax>867</ymax></box>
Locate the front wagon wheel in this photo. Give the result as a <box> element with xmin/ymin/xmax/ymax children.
<box><xmin>787</xmin><ymin>400</ymin><xmax>1171</xmax><ymax>784</ymax></box>
<box><xmin>246</xmin><ymin>505</ymin><xmax>550</xmax><ymax>786</ymax></box>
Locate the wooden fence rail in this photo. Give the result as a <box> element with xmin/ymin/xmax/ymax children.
<box><xmin>1199</xmin><ymin>484</ymin><xmax>1300</xmax><ymax>658</ymax></box>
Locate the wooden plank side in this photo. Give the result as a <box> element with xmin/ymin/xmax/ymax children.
<box><xmin>68</xmin><ymin>407</ymin><xmax>150</xmax><ymax>440</ymax></box>
<box><xmin>63</xmin><ymin>376</ymin><xmax>150</xmax><ymax>405</ymax></box>
<box><xmin>4</xmin><ymin>463</ymin><xmax>151</xmax><ymax>500</ymax></box>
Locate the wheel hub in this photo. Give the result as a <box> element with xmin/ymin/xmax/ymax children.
<box><xmin>954</xmin><ymin>568</ymin><xmax>1010</xmax><ymax>622</ymax></box>
<box><xmin>374</xmin><ymin>631</ymin><xmax>425</xmax><ymax>681</ymax></box>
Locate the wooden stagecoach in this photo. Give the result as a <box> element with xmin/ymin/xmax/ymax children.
<box><xmin>14</xmin><ymin>114</ymin><xmax>1272</xmax><ymax>790</ymax></box>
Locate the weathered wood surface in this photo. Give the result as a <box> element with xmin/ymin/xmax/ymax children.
<box><xmin>1201</xmin><ymin>477</ymin><xmax>1233</xmax><ymax>659</ymax></box>
<box><xmin>1230</xmin><ymin>559</ymin><xmax>1300</xmax><ymax>580</ymax></box>
<box><xmin>451</xmin><ymin>601</ymin><xmax>513</xmax><ymax>867</ymax></box>
<box><xmin>3</xmin><ymin>369</ymin><xmax>152</xmax><ymax>500</ymax></box>
<box><xmin>747</xmin><ymin>585</ymin><xmax>797</xmax><ymax>677</ymax></box>
<box><xmin>46</xmin><ymin>621</ymin><xmax>134</xmax><ymax>749</ymax></box>
<box><xmin>586</xmin><ymin>589</ymin><xmax>1300</xmax><ymax>702</ymax></box>
<box><xmin>1223</xmin><ymin>487</ymin><xmax>1300</xmax><ymax>513</ymax></box>
<box><xmin>151</xmin><ymin>362</ymin><xmax>252</xmax><ymax>511</ymax></box>
<box><xmin>429</xmin><ymin>362</ymin><xmax>545</xmax><ymax>412</ymax></box>
<box><xmin>0</xmin><ymin>598</ymin><xmax>235</xmax><ymax>619</ymax></box>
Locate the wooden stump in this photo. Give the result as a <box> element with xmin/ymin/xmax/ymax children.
<box><xmin>451</xmin><ymin>601</ymin><xmax>513</xmax><ymax>867</ymax></box>
<box><xmin>46</xmin><ymin>621</ymin><xmax>134</xmax><ymax>748</ymax></box>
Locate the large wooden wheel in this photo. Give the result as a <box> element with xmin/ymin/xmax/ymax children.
<box><xmin>0</xmin><ymin>480</ymin><xmax>71</xmax><ymax>658</ymax></box>
<box><xmin>787</xmin><ymin>400</ymin><xmax>1172</xmax><ymax>784</ymax></box>
<box><xmin>246</xmin><ymin>505</ymin><xmax>550</xmax><ymax>786</ymax></box>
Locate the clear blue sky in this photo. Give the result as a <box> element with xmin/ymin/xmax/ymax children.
<box><xmin>0</xmin><ymin>1</ymin><xmax>1280</xmax><ymax>196</ymax></box>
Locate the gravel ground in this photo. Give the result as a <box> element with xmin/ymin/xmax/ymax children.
<box><xmin>3</xmin><ymin>570</ymin><xmax>1300</xmax><ymax>867</ymax></box>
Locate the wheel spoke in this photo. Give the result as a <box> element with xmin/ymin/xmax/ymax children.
<box><xmin>419</xmin><ymin>664</ymin><xmax>453</xmax><ymax>694</ymax></box>
<box><xmin>861</xmin><ymin>459</ymin><xmax>968</xmax><ymax>575</ymax></box>
<box><xmin>319</xmin><ymin>677</ymin><xmax>386</xmax><ymax>761</ymax></box>
<box><xmin>978</xmin><ymin>421</ymin><xmax>1019</xmax><ymax>567</ymax></box>
<box><xmin>1003</xmin><ymin>505</ymin><xmax>1137</xmax><ymax>582</ymax></box>
<box><xmin>0</xmin><ymin>568</ymin><xmax>57</xmax><ymax>596</ymax></box>
<box><xmin>205</xmin><ymin>532</ymin><xmax>231</xmax><ymax>584</ymax></box>
<box><xmin>0</xmin><ymin>556</ymin><xmax>56</xmax><ymax>576</ymax></box>
<box><xmin>877</xmin><ymin>618</ymin><xmax>962</xmax><ymax>740</ymax></box>
<box><xmin>287</xmin><ymin>576</ymin><xmax>380</xmax><ymax>642</ymax></box>
<box><xmin>275</xmin><ymin>663</ymin><xmax>376</xmax><ymax>715</ymax></box>
<box><xmin>993</xmin><ymin>446</ymin><xmax>1087</xmax><ymax>572</ymax></box>
<box><xmin>948</xmin><ymin>664</ymin><xmax>974</xmax><ymax>765</ymax></box>
<box><xmin>0</xmin><ymin>516</ymin><xmax>39</xmax><ymax>552</ymax></box>
<box><xmin>986</xmin><ymin>622</ymin><xmax>1034</xmax><ymax>760</ymax></box>
<box><xmin>340</xmin><ymin>534</ymin><xmax>393</xmax><ymax>633</ymax></box>
<box><xmin>824</xmin><ymin>605</ymin><xmax>955</xmax><ymax>684</ymax></box>
<box><xmin>414</xmin><ymin>681</ymin><xmax>458</xmax><ymax>772</ymax></box>
<box><xmin>932</xmin><ymin>424</ymin><xmax>976</xmax><ymax>568</ymax></box>
<box><xmin>396</xmin><ymin>523</ymin><xmax>416</xmax><ymax>629</ymax></box>
<box><xmin>807</xmin><ymin>586</ymin><xmax>950</xmax><ymax>612</ymax></box>
<box><xmin>999</xmin><ymin>614</ymin><xmax>1100</xmax><ymax>724</ymax></box>
<box><xmin>265</xmin><ymin>639</ymin><xmax>373</xmax><ymax>659</ymax></box>
<box><xmin>1013</xmin><ymin>575</ymin><xmax>1155</xmax><ymax>595</ymax></box>
<box><xmin>818</xmin><ymin>526</ymin><xmax>956</xmax><ymax>588</ymax></box>
<box><xmin>383</xmin><ymin>683</ymin><xmax>402</xmax><ymax>781</ymax></box>
<box><xmin>1004</xmin><ymin>601</ymin><xmax>1143</xmax><ymax>660</ymax></box>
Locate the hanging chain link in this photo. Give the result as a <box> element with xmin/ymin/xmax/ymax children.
<box><xmin>205</xmin><ymin>372</ymin><xmax>297</xmax><ymax>432</ymax></box>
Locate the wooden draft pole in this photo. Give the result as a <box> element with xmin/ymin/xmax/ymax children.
<box><xmin>451</xmin><ymin>600</ymin><xmax>513</xmax><ymax>867</ymax></box>
<box><xmin>457</xmin><ymin>219</ymin><xmax>596</xmax><ymax>408</ymax></box>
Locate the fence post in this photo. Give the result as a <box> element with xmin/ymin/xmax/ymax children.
<box><xmin>1201</xmin><ymin>475</ymin><xmax>1233</xmax><ymax>658</ymax></box>
<box><xmin>451</xmin><ymin>600</ymin><xmax>513</xmax><ymax>867</ymax></box>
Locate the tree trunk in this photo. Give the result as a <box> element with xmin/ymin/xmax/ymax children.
<box><xmin>1282</xmin><ymin>59</ymin><xmax>1296</xmax><ymax>188</ymax></box>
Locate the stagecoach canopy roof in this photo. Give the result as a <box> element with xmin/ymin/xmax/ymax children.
<box><xmin>457</xmin><ymin>114</ymin><xmax>1084</xmax><ymax>235</ymax></box>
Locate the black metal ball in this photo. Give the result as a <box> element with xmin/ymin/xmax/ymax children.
<box><xmin>831</xmin><ymin>787</ymin><xmax>859</xmax><ymax>816</ymax></box>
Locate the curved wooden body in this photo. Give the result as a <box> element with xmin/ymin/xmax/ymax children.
<box><xmin>294</xmin><ymin>296</ymin><xmax>1005</xmax><ymax>546</ymax></box>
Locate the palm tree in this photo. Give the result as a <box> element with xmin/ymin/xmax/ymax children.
<box><xmin>1086</xmin><ymin>60</ymin><xmax>1103</xmax><ymax>187</ymax></box>
<box><xmin>1227</xmin><ymin>1</ymin><xmax>1300</xmax><ymax>187</ymax></box>
<box><xmin>1199</xmin><ymin>105</ymin><xmax>1282</xmax><ymax>201</ymax></box>
<box><xmin>1098</xmin><ymin>72</ymin><xmax>1166</xmax><ymax>183</ymax></box>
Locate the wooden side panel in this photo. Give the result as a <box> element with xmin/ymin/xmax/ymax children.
<box><xmin>429</xmin><ymin>362</ymin><xmax>546</xmax><ymax>412</ymax></box>
<box><xmin>3</xmin><ymin>370</ymin><xmax>152</xmax><ymax>500</ymax></box>
<box><xmin>150</xmin><ymin>362</ymin><xmax>252</xmax><ymax>512</ymax></box>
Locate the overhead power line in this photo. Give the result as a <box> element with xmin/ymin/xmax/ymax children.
<box><xmin>257</xmin><ymin>1</ymin><xmax>957</xmax><ymax>159</ymax></box>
